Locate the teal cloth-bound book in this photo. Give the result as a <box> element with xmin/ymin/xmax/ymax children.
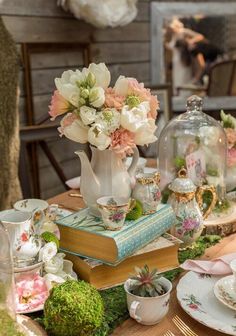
<box><xmin>56</xmin><ymin>204</ymin><xmax>175</xmax><ymax>264</ymax></box>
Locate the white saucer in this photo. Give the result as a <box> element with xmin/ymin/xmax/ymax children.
<box><xmin>14</xmin><ymin>260</ymin><xmax>43</xmax><ymax>273</ymax></box>
<box><xmin>65</xmin><ymin>167</ymin><xmax>158</xmax><ymax>190</ymax></box>
<box><xmin>214</xmin><ymin>275</ymin><xmax>236</xmax><ymax>311</ymax></box>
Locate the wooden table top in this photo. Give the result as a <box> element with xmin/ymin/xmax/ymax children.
<box><xmin>48</xmin><ymin>190</ymin><xmax>236</xmax><ymax>336</ymax></box>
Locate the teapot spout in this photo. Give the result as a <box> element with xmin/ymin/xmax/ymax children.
<box><xmin>75</xmin><ymin>150</ymin><xmax>99</xmax><ymax>188</ymax></box>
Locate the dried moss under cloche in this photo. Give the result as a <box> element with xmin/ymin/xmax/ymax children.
<box><xmin>44</xmin><ymin>280</ymin><xmax>104</xmax><ymax>336</ymax></box>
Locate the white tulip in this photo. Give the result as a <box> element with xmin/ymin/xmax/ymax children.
<box><xmin>88</xmin><ymin>63</ymin><xmax>111</xmax><ymax>89</ymax></box>
<box><xmin>89</xmin><ymin>87</ymin><xmax>105</xmax><ymax>108</ymax></box>
<box><xmin>120</xmin><ymin>101</ymin><xmax>150</xmax><ymax>132</ymax></box>
<box><xmin>96</xmin><ymin>108</ymin><xmax>121</xmax><ymax>133</ymax></box>
<box><xmin>88</xmin><ymin>124</ymin><xmax>111</xmax><ymax>150</ymax></box>
<box><xmin>38</xmin><ymin>242</ymin><xmax>57</xmax><ymax>263</ymax></box>
<box><xmin>59</xmin><ymin>114</ymin><xmax>89</xmax><ymax>143</ymax></box>
<box><xmin>80</xmin><ymin>106</ymin><xmax>97</xmax><ymax>125</ymax></box>
<box><xmin>134</xmin><ymin>119</ymin><xmax>157</xmax><ymax>146</ymax></box>
<box><xmin>55</xmin><ymin>70</ymin><xmax>82</xmax><ymax>106</ymax></box>
<box><xmin>114</xmin><ymin>75</ymin><xmax>129</xmax><ymax>96</ymax></box>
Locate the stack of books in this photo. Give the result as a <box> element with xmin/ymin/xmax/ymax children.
<box><xmin>56</xmin><ymin>204</ymin><xmax>180</xmax><ymax>289</ymax></box>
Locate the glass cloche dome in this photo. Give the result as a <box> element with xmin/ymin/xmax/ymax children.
<box><xmin>158</xmin><ymin>95</ymin><xmax>227</xmax><ymax>203</ymax></box>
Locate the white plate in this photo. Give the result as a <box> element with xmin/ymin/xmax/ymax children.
<box><xmin>65</xmin><ymin>176</ymin><xmax>81</xmax><ymax>189</ymax></box>
<box><xmin>65</xmin><ymin>167</ymin><xmax>158</xmax><ymax>190</ymax></box>
<box><xmin>214</xmin><ymin>275</ymin><xmax>236</xmax><ymax>311</ymax></box>
<box><xmin>177</xmin><ymin>271</ymin><xmax>236</xmax><ymax>335</ymax></box>
<box><xmin>17</xmin><ymin>303</ymin><xmax>44</xmax><ymax>314</ymax></box>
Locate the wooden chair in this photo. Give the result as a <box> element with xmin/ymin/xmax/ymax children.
<box><xmin>20</xmin><ymin>42</ymin><xmax>91</xmax><ymax>198</ymax></box>
<box><xmin>177</xmin><ymin>59</ymin><xmax>236</xmax><ymax>97</ymax></box>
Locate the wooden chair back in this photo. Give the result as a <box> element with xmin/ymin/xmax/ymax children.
<box><xmin>207</xmin><ymin>59</ymin><xmax>236</xmax><ymax>97</ymax></box>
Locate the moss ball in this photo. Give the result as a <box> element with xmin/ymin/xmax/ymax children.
<box><xmin>41</xmin><ymin>231</ymin><xmax>59</xmax><ymax>249</ymax></box>
<box><xmin>44</xmin><ymin>280</ymin><xmax>104</xmax><ymax>336</ymax></box>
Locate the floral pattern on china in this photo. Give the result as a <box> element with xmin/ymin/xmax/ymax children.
<box><xmin>168</xmin><ymin>168</ymin><xmax>217</xmax><ymax>246</ymax></box>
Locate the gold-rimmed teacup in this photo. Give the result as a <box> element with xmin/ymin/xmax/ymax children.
<box><xmin>97</xmin><ymin>196</ymin><xmax>134</xmax><ymax>231</ymax></box>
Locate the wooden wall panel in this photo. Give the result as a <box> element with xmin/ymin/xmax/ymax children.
<box><xmin>2</xmin><ymin>16</ymin><xmax>94</xmax><ymax>43</ymax></box>
<box><xmin>0</xmin><ymin>0</ymin><xmax>149</xmax><ymax>21</ymax></box>
<box><xmin>0</xmin><ymin>1</ymin><xmax>155</xmax><ymax>198</ymax></box>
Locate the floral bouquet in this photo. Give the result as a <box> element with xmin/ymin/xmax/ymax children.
<box><xmin>221</xmin><ymin>111</ymin><xmax>236</xmax><ymax>192</ymax></box>
<box><xmin>49</xmin><ymin>63</ymin><xmax>159</xmax><ymax>158</ymax></box>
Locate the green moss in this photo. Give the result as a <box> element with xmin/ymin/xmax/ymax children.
<box><xmin>174</xmin><ymin>156</ymin><xmax>186</xmax><ymax>170</ymax></box>
<box><xmin>203</xmin><ymin>191</ymin><xmax>231</xmax><ymax>214</ymax></box>
<box><xmin>0</xmin><ymin>310</ymin><xmax>25</xmax><ymax>336</ymax></box>
<box><xmin>44</xmin><ymin>280</ymin><xmax>104</xmax><ymax>336</ymax></box>
<box><xmin>38</xmin><ymin>235</ymin><xmax>221</xmax><ymax>336</ymax></box>
<box><xmin>95</xmin><ymin>286</ymin><xmax>129</xmax><ymax>336</ymax></box>
<box><xmin>213</xmin><ymin>199</ymin><xmax>231</xmax><ymax>214</ymax></box>
<box><xmin>41</xmin><ymin>231</ymin><xmax>59</xmax><ymax>249</ymax></box>
<box><xmin>126</xmin><ymin>200</ymin><xmax>143</xmax><ymax>220</ymax></box>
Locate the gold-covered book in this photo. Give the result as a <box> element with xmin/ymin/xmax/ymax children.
<box><xmin>64</xmin><ymin>234</ymin><xmax>181</xmax><ymax>289</ymax></box>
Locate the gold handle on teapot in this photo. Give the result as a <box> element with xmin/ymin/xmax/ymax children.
<box><xmin>153</xmin><ymin>172</ymin><xmax>160</xmax><ymax>185</ymax></box>
<box><xmin>195</xmin><ymin>185</ymin><xmax>217</xmax><ymax>220</ymax></box>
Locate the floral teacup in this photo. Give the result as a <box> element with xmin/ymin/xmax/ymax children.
<box><xmin>0</xmin><ymin>209</ymin><xmax>42</xmax><ymax>265</ymax></box>
<box><xmin>97</xmin><ymin>196</ymin><xmax>134</xmax><ymax>230</ymax></box>
<box><xmin>14</xmin><ymin>199</ymin><xmax>48</xmax><ymax>234</ymax></box>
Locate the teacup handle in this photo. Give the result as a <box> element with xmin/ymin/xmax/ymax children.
<box><xmin>130</xmin><ymin>301</ymin><xmax>142</xmax><ymax>323</ymax></box>
<box><xmin>32</xmin><ymin>209</ymin><xmax>45</xmax><ymax>234</ymax></box>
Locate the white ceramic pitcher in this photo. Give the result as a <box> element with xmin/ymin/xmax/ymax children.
<box><xmin>0</xmin><ymin>210</ymin><xmax>42</xmax><ymax>263</ymax></box>
<box><xmin>75</xmin><ymin>146</ymin><xmax>139</xmax><ymax>216</ymax></box>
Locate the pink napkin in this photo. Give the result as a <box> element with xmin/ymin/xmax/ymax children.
<box><xmin>181</xmin><ymin>253</ymin><xmax>236</xmax><ymax>275</ymax></box>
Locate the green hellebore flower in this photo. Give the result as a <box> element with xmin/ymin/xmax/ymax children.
<box><xmin>126</xmin><ymin>95</ymin><xmax>141</xmax><ymax>109</ymax></box>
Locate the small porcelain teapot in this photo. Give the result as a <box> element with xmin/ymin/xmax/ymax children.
<box><xmin>168</xmin><ymin>168</ymin><xmax>217</xmax><ymax>246</ymax></box>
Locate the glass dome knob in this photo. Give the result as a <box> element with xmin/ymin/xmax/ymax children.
<box><xmin>186</xmin><ymin>95</ymin><xmax>203</xmax><ymax>112</ymax></box>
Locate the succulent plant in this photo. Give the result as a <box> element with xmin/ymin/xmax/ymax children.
<box><xmin>129</xmin><ymin>265</ymin><xmax>166</xmax><ymax>297</ymax></box>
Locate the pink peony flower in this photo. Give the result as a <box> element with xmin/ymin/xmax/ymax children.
<box><xmin>225</xmin><ymin>128</ymin><xmax>236</xmax><ymax>149</ymax></box>
<box><xmin>110</xmin><ymin>128</ymin><xmax>136</xmax><ymax>158</ymax></box>
<box><xmin>127</xmin><ymin>79</ymin><xmax>159</xmax><ymax>119</ymax></box>
<box><xmin>104</xmin><ymin>88</ymin><xmax>125</xmax><ymax>111</ymax></box>
<box><xmin>227</xmin><ymin>148</ymin><xmax>236</xmax><ymax>167</ymax></box>
<box><xmin>16</xmin><ymin>274</ymin><xmax>48</xmax><ymax>312</ymax></box>
<box><xmin>49</xmin><ymin>90</ymin><xmax>72</xmax><ymax>120</ymax></box>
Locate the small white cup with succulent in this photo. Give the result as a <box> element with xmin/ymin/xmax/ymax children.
<box><xmin>124</xmin><ymin>265</ymin><xmax>172</xmax><ymax>325</ymax></box>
